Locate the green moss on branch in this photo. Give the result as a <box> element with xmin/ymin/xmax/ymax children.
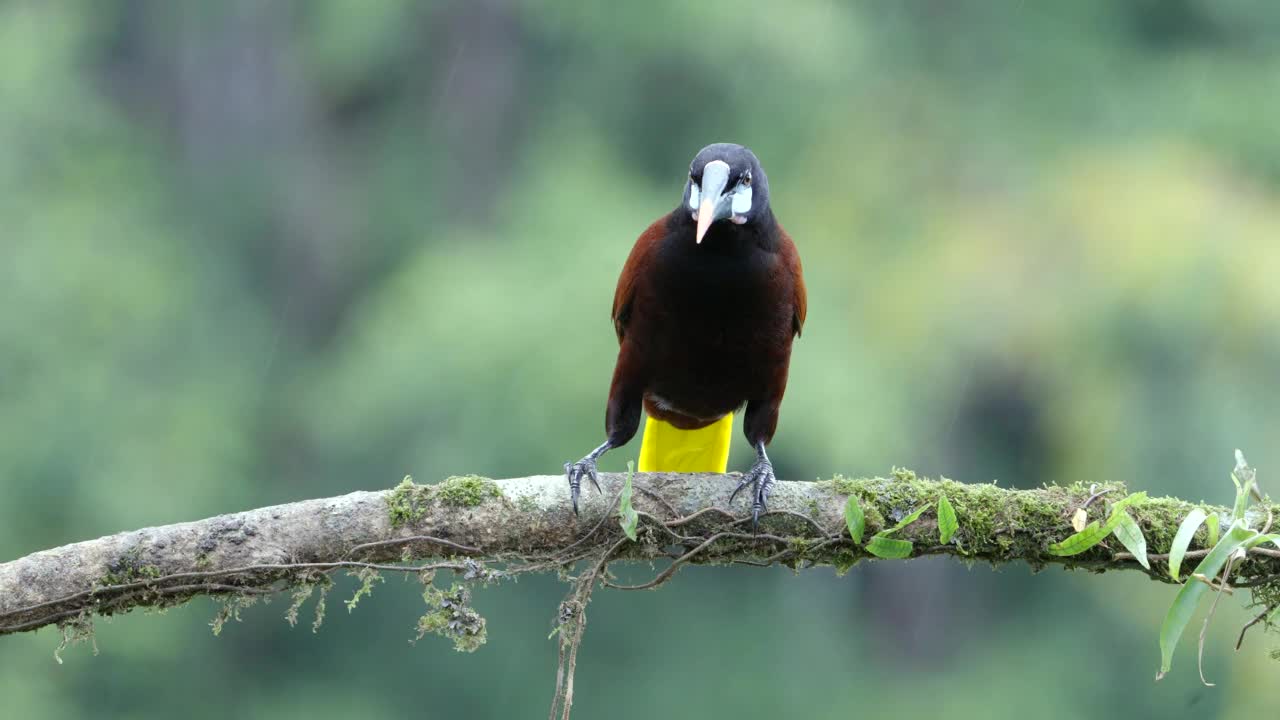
<box><xmin>4</xmin><ymin>469</ymin><xmax>1279</xmax><ymax>642</ymax></box>
<box><xmin>436</xmin><ymin>475</ymin><xmax>502</xmax><ymax>508</ymax></box>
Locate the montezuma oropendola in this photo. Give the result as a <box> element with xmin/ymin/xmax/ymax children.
<box><xmin>565</xmin><ymin>143</ymin><xmax>806</xmax><ymax>527</ymax></box>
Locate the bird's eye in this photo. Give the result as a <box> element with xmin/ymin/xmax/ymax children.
<box><xmin>741</xmin><ymin>170</ymin><xmax>752</xmax><ymax>187</ymax></box>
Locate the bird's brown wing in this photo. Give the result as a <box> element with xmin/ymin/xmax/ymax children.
<box><xmin>779</xmin><ymin>225</ymin><xmax>807</xmax><ymax>337</ymax></box>
<box><xmin>612</xmin><ymin>215</ymin><xmax>667</xmax><ymax>343</ymax></box>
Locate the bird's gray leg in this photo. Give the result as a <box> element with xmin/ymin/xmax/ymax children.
<box><xmin>564</xmin><ymin>441</ymin><xmax>611</xmax><ymax>514</ymax></box>
<box><xmin>729</xmin><ymin>441</ymin><xmax>775</xmax><ymax>531</ymax></box>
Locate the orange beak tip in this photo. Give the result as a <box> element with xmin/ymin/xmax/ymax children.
<box><xmin>695</xmin><ymin>199</ymin><xmax>715</xmax><ymax>244</ymax></box>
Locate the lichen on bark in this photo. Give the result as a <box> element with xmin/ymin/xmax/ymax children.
<box><xmin>2</xmin><ymin>470</ymin><xmax>1278</xmax><ymax>649</ymax></box>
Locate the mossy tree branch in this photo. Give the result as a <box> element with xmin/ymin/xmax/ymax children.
<box><xmin>3</xmin><ymin>471</ymin><xmax>1279</xmax><ymax>640</ymax></box>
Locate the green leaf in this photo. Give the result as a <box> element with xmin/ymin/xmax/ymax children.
<box><xmin>937</xmin><ymin>495</ymin><xmax>958</xmax><ymax>545</ymax></box>
<box><xmin>1230</xmin><ymin>452</ymin><xmax>1256</xmax><ymax>525</ymax></box>
<box><xmin>1205</xmin><ymin>513</ymin><xmax>1219</xmax><ymax>548</ymax></box>
<box><xmin>865</xmin><ymin>535</ymin><xmax>913</xmax><ymax>559</ymax></box>
<box><xmin>1158</xmin><ymin>521</ymin><xmax>1259</xmax><ymax>679</ymax></box>
<box><xmin>618</xmin><ymin>462</ymin><xmax>638</xmax><ymax>542</ymax></box>
<box><xmin>1112</xmin><ymin>511</ymin><xmax>1149</xmax><ymax>570</ymax></box>
<box><xmin>1248</xmin><ymin>533</ymin><xmax>1280</xmax><ymax>551</ymax></box>
<box><xmin>880</xmin><ymin>504</ymin><xmax>930</xmax><ymax>537</ymax></box>
<box><xmin>1168</xmin><ymin>508</ymin><xmax>1207</xmax><ymax>581</ymax></box>
<box><xmin>1047</xmin><ymin>492</ymin><xmax>1147</xmax><ymax>557</ymax></box>
<box><xmin>1232</xmin><ymin>482</ymin><xmax>1250</xmax><ymax>526</ymax></box>
<box><xmin>1112</xmin><ymin>491</ymin><xmax>1149</xmax><ymax>512</ymax></box>
<box><xmin>844</xmin><ymin>496</ymin><xmax>865</xmax><ymax>545</ymax></box>
<box><xmin>1047</xmin><ymin>520</ymin><xmax>1110</xmax><ymax>556</ymax></box>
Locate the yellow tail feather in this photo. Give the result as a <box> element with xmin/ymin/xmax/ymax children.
<box><xmin>638</xmin><ymin>413</ymin><xmax>733</xmax><ymax>472</ymax></box>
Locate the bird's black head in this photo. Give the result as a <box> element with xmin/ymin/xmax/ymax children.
<box><xmin>681</xmin><ymin>143</ymin><xmax>771</xmax><ymax>244</ymax></box>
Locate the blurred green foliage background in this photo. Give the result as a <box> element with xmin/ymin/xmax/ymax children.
<box><xmin>4</xmin><ymin>1</ymin><xmax>1280</xmax><ymax>717</ymax></box>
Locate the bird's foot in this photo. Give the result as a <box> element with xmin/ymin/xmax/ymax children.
<box><xmin>564</xmin><ymin>455</ymin><xmax>602</xmax><ymax>515</ymax></box>
<box><xmin>729</xmin><ymin>457</ymin><xmax>776</xmax><ymax>531</ymax></box>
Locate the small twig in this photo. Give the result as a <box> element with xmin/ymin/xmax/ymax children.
<box><xmin>604</xmin><ymin>533</ymin><xmax>730</xmax><ymax>591</ymax></box>
<box><xmin>664</xmin><ymin>506</ymin><xmax>739</xmax><ymax>528</ymax></box>
<box><xmin>632</xmin><ymin>483</ymin><xmax>680</xmax><ymax>518</ymax></box>
<box><xmin>712</xmin><ymin>531</ymin><xmax>795</xmax><ymax>545</ymax></box>
<box><xmin>1190</xmin><ymin>573</ymin><xmax>1234</xmax><ymax>595</ymax></box>
<box><xmin>604</xmin><ymin>531</ymin><xmax>796</xmax><ymax>591</ymax></box>
<box><xmin>1082</xmin><ymin>485</ymin><xmax>1112</xmax><ymax>510</ymax></box>
<box><xmin>731</xmin><ymin>509</ymin><xmax>832</xmax><ymax>537</ymax></box>
<box><xmin>348</xmin><ymin>535</ymin><xmax>481</xmax><ymax>558</ymax></box>
<box><xmin>1233</xmin><ymin>573</ymin><xmax>1280</xmax><ymax>588</ymax></box>
<box><xmin>1235</xmin><ymin>603</ymin><xmax>1277</xmax><ymax>651</ymax></box>
<box><xmin>759</xmin><ymin>535</ymin><xmax>844</xmax><ymax>566</ymax></box>
<box><xmin>0</xmin><ymin>584</ymin><xmax>280</xmax><ymax>635</ymax></box>
<box><xmin>549</xmin><ymin>536</ymin><xmax>627</xmax><ymax>720</ymax></box>
<box><xmin>0</xmin><ymin>560</ymin><xmax>470</xmax><ymax>631</ymax></box>
<box><xmin>1115</xmin><ymin>546</ymin><xmax>1280</xmax><ymax>564</ymax></box>
<box><xmin>632</xmin><ymin>512</ymin><xmax>701</xmax><ymax>544</ymax></box>
<box><xmin>552</xmin><ymin>487</ymin><xmax>627</xmax><ymax>559</ymax></box>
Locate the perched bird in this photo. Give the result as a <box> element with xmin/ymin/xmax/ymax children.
<box><xmin>565</xmin><ymin>143</ymin><xmax>806</xmax><ymax>526</ymax></box>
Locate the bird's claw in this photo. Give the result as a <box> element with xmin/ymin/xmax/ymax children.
<box><xmin>564</xmin><ymin>457</ymin><xmax>602</xmax><ymax>515</ymax></box>
<box><xmin>729</xmin><ymin>458</ymin><xmax>776</xmax><ymax>531</ymax></box>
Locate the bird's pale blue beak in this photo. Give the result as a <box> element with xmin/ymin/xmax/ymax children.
<box><xmin>695</xmin><ymin>160</ymin><xmax>734</xmax><ymax>244</ymax></box>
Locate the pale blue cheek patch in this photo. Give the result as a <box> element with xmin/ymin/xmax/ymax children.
<box><xmin>732</xmin><ymin>185</ymin><xmax>752</xmax><ymax>214</ymax></box>
<box><xmin>688</xmin><ymin>183</ymin><xmax>701</xmax><ymax>210</ymax></box>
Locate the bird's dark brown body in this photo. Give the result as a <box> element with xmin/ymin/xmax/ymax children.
<box><xmin>565</xmin><ymin>142</ymin><xmax>805</xmax><ymax>524</ymax></box>
<box><xmin>607</xmin><ymin>212</ymin><xmax>805</xmax><ymax>449</ymax></box>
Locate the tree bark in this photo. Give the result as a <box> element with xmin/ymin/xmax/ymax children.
<box><xmin>2</xmin><ymin>471</ymin><xmax>1276</xmax><ymax>637</ymax></box>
